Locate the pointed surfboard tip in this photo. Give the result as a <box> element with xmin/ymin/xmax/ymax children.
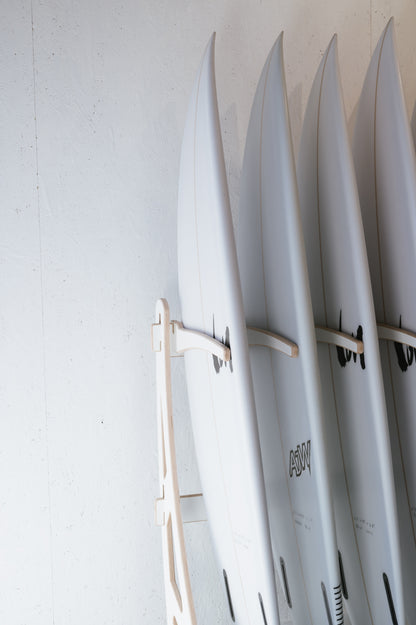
<box><xmin>316</xmin><ymin>34</ymin><xmax>338</xmax><ymax>77</ymax></box>
<box><xmin>385</xmin><ymin>15</ymin><xmax>395</xmax><ymax>32</ymax></box>
<box><xmin>313</xmin><ymin>33</ymin><xmax>338</xmax><ymax>87</ymax></box>
<box><xmin>386</xmin><ymin>16</ymin><xmax>398</xmax><ymax>53</ymax></box>
<box><xmin>376</xmin><ymin>16</ymin><xmax>398</xmax><ymax>75</ymax></box>
<box><xmin>381</xmin><ymin>16</ymin><xmax>395</xmax><ymax>46</ymax></box>
<box><xmin>206</xmin><ymin>31</ymin><xmax>216</xmax><ymax>59</ymax></box>
<box><xmin>276</xmin><ymin>30</ymin><xmax>284</xmax><ymax>52</ymax></box>
<box><xmin>198</xmin><ymin>33</ymin><xmax>216</xmax><ymax>91</ymax></box>
<box><xmin>268</xmin><ymin>31</ymin><xmax>284</xmax><ymax>67</ymax></box>
<box><xmin>325</xmin><ymin>33</ymin><xmax>340</xmax><ymax>70</ymax></box>
<box><xmin>378</xmin><ymin>16</ymin><xmax>395</xmax><ymax>55</ymax></box>
<box><xmin>201</xmin><ymin>32</ymin><xmax>216</xmax><ymax>71</ymax></box>
<box><xmin>327</xmin><ymin>33</ymin><xmax>338</xmax><ymax>56</ymax></box>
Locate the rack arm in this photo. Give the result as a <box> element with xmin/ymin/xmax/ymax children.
<box><xmin>315</xmin><ymin>326</ymin><xmax>364</xmax><ymax>354</ymax></box>
<box><xmin>171</xmin><ymin>321</ymin><xmax>230</xmax><ymax>360</ymax></box>
<box><xmin>152</xmin><ymin>318</ymin><xmax>230</xmax><ymax>361</ymax></box>
<box><xmin>377</xmin><ymin>323</ymin><xmax>416</xmax><ymax>348</ymax></box>
<box><xmin>247</xmin><ymin>327</ymin><xmax>298</xmax><ymax>357</ymax></box>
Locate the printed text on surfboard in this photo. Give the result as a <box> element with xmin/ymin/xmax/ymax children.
<box><xmin>394</xmin><ymin>315</ymin><xmax>416</xmax><ymax>372</ymax></box>
<box><xmin>336</xmin><ymin>310</ymin><xmax>365</xmax><ymax>369</ymax></box>
<box><xmin>289</xmin><ymin>440</ymin><xmax>311</xmax><ymax>477</ymax></box>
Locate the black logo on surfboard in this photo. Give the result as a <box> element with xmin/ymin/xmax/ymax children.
<box><xmin>336</xmin><ymin>310</ymin><xmax>365</xmax><ymax>370</ymax></box>
<box><xmin>289</xmin><ymin>440</ymin><xmax>311</xmax><ymax>477</ymax></box>
<box><xmin>212</xmin><ymin>316</ymin><xmax>233</xmax><ymax>374</ymax></box>
<box><xmin>394</xmin><ymin>315</ymin><xmax>415</xmax><ymax>372</ymax></box>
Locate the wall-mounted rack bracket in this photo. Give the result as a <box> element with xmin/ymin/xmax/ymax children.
<box><xmin>152</xmin><ymin>298</ymin><xmax>229</xmax><ymax>625</ymax></box>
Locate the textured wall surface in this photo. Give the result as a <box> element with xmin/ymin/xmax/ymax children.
<box><xmin>1</xmin><ymin>1</ymin><xmax>416</xmax><ymax>624</ymax></box>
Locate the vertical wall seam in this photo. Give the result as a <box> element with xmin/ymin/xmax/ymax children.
<box><xmin>370</xmin><ymin>0</ymin><xmax>373</xmax><ymax>57</ymax></box>
<box><xmin>30</xmin><ymin>1</ymin><xmax>56</xmax><ymax>623</ymax></box>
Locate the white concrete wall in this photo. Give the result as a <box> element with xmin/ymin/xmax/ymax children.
<box><xmin>1</xmin><ymin>1</ymin><xmax>416</xmax><ymax>624</ymax></box>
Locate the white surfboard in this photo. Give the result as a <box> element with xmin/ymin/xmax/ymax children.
<box><xmin>177</xmin><ymin>35</ymin><xmax>280</xmax><ymax>625</ymax></box>
<box><xmin>237</xmin><ymin>34</ymin><xmax>342</xmax><ymax>625</ymax></box>
<box><xmin>297</xmin><ymin>35</ymin><xmax>406</xmax><ymax>625</ymax></box>
<box><xmin>353</xmin><ymin>18</ymin><xmax>416</xmax><ymax>625</ymax></box>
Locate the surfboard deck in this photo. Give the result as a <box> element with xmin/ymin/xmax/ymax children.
<box><xmin>297</xmin><ymin>34</ymin><xmax>405</xmax><ymax>625</ymax></box>
<box><xmin>237</xmin><ymin>34</ymin><xmax>342</xmax><ymax>625</ymax></box>
<box><xmin>177</xmin><ymin>34</ymin><xmax>280</xmax><ymax>625</ymax></box>
<box><xmin>353</xmin><ymin>18</ymin><xmax>416</xmax><ymax>625</ymax></box>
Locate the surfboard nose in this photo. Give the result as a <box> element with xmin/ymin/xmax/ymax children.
<box><xmin>270</xmin><ymin>30</ymin><xmax>284</xmax><ymax>60</ymax></box>
<box><xmin>200</xmin><ymin>32</ymin><xmax>216</xmax><ymax>86</ymax></box>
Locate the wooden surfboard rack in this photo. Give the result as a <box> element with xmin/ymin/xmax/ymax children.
<box><xmin>151</xmin><ymin>297</ymin><xmax>370</xmax><ymax>624</ymax></box>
